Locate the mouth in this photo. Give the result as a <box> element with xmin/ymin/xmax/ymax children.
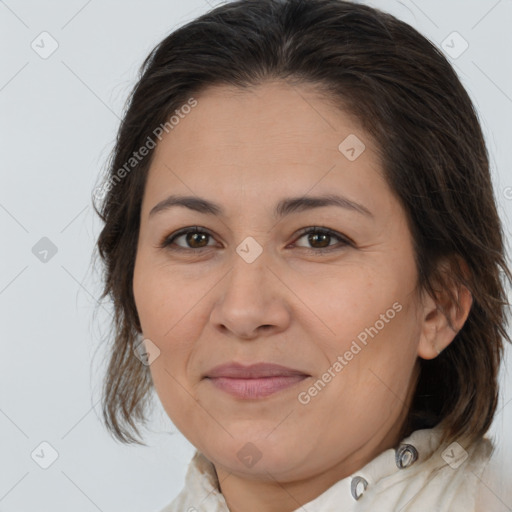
<box><xmin>207</xmin><ymin>375</ymin><xmax>309</xmax><ymax>399</ymax></box>
<box><xmin>203</xmin><ymin>362</ymin><xmax>310</xmax><ymax>400</ymax></box>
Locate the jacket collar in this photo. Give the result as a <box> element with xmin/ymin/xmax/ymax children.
<box><xmin>177</xmin><ymin>425</ymin><xmax>463</xmax><ymax>510</ymax></box>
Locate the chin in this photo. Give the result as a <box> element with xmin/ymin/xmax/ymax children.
<box><xmin>199</xmin><ymin>432</ymin><xmax>311</xmax><ymax>479</ymax></box>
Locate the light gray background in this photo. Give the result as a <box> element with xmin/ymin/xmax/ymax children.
<box><xmin>1</xmin><ymin>0</ymin><xmax>511</xmax><ymax>511</ymax></box>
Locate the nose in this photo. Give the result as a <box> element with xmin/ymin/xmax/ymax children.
<box><xmin>209</xmin><ymin>246</ymin><xmax>291</xmax><ymax>340</ymax></box>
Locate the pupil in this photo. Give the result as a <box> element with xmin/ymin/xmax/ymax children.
<box><xmin>188</xmin><ymin>232</ymin><xmax>207</xmax><ymax>248</ymax></box>
<box><xmin>310</xmin><ymin>233</ymin><xmax>329</xmax><ymax>248</ymax></box>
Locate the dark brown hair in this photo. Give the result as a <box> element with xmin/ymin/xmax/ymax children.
<box><xmin>92</xmin><ymin>0</ymin><xmax>512</xmax><ymax>446</ymax></box>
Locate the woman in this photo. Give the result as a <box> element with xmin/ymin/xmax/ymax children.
<box><xmin>92</xmin><ymin>0</ymin><xmax>512</xmax><ymax>510</ymax></box>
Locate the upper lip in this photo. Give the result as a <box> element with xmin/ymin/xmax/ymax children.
<box><xmin>204</xmin><ymin>362</ymin><xmax>309</xmax><ymax>379</ymax></box>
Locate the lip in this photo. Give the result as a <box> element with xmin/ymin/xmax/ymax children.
<box><xmin>204</xmin><ymin>362</ymin><xmax>310</xmax><ymax>400</ymax></box>
<box><xmin>205</xmin><ymin>362</ymin><xmax>308</xmax><ymax>379</ymax></box>
<box><xmin>208</xmin><ymin>375</ymin><xmax>309</xmax><ymax>399</ymax></box>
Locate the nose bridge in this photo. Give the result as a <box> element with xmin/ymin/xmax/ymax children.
<box><xmin>226</xmin><ymin>235</ymin><xmax>270</xmax><ymax>303</ymax></box>
<box><xmin>210</xmin><ymin>236</ymin><xmax>290</xmax><ymax>337</ymax></box>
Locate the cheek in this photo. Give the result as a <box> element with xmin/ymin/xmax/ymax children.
<box><xmin>134</xmin><ymin>256</ymin><xmax>199</xmax><ymax>336</ymax></box>
<box><xmin>329</xmin><ymin>301</ymin><xmax>419</xmax><ymax>418</ymax></box>
<box><xmin>133</xmin><ymin>261</ymin><xmax>205</xmax><ymax>430</ymax></box>
<box><xmin>303</xmin><ymin>261</ymin><xmax>420</xmax><ymax>389</ymax></box>
<box><xmin>133</xmin><ymin>257</ymin><xmax>214</xmax><ymax>387</ymax></box>
<box><xmin>295</xmin><ymin>266</ymin><xmax>400</xmax><ymax>346</ymax></box>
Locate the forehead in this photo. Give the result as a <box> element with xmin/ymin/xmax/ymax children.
<box><xmin>143</xmin><ymin>80</ymin><xmax>389</xmax><ymax>216</ymax></box>
<box><xmin>160</xmin><ymin>80</ymin><xmax>369</xmax><ymax>153</ymax></box>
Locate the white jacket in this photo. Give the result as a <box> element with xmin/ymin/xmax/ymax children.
<box><xmin>158</xmin><ymin>426</ymin><xmax>511</xmax><ymax>511</ymax></box>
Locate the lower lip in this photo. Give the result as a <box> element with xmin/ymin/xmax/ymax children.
<box><xmin>206</xmin><ymin>375</ymin><xmax>308</xmax><ymax>399</ymax></box>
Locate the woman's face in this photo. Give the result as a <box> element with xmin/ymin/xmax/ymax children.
<box><xmin>133</xmin><ymin>80</ymin><xmax>432</xmax><ymax>483</ymax></box>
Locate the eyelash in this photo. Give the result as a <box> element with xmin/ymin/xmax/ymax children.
<box><xmin>158</xmin><ymin>226</ymin><xmax>353</xmax><ymax>255</ymax></box>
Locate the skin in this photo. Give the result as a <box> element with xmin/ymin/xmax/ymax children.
<box><xmin>132</xmin><ymin>80</ymin><xmax>472</xmax><ymax>512</ymax></box>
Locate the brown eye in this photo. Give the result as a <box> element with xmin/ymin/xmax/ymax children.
<box><xmin>159</xmin><ymin>226</ymin><xmax>352</xmax><ymax>254</ymax></box>
<box><xmin>183</xmin><ymin>231</ymin><xmax>209</xmax><ymax>248</ymax></box>
<box><xmin>160</xmin><ymin>227</ymin><xmax>216</xmax><ymax>250</ymax></box>
<box><xmin>306</xmin><ymin>232</ymin><xmax>331</xmax><ymax>248</ymax></box>
<box><xmin>294</xmin><ymin>227</ymin><xmax>352</xmax><ymax>253</ymax></box>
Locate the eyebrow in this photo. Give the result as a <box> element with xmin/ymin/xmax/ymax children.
<box><xmin>148</xmin><ymin>193</ymin><xmax>373</xmax><ymax>219</ymax></box>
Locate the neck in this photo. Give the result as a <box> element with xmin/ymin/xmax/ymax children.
<box><xmin>214</xmin><ymin>409</ymin><xmax>408</xmax><ymax>512</ymax></box>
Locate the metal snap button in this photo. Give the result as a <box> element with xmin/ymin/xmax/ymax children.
<box><xmin>395</xmin><ymin>443</ymin><xmax>419</xmax><ymax>469</ymax></box>
<box><xmin>351</xmin><ymin>476</ymin><xmax>368</xmax><ymax>500</ymax></box>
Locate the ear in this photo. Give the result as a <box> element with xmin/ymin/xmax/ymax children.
<box><xmin>417</xmin><ymin>257</ymin><xmax>473</xmax><ymax>360</ymax></box>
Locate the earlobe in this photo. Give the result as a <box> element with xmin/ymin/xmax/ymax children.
<box><xmin>417</xmin><ymin>271</ymin><xmax>473</xmax><ymax>360</ymax></box>
<box><xmin>417</xmin><ymin>300</ymin><xmax>444</xmax><ymax>360</ymax></box>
